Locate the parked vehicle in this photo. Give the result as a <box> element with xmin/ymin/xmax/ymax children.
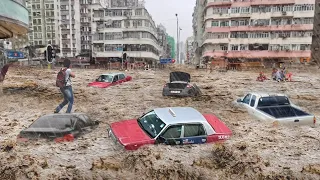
<box><xmin>17</xmin><ymin>113</ymin><xmax>99</xmax><ymax>142</ymax></box>
<box><xmin>107</xmin><ymin>107</ymin><xmax>232</xmax><ymax>150</ymax></box>
<box><xmin>236</xmin><ymin>92</ymin><xmax>316</xmax><ymax>126</ymax></box>
<box><xmin>162</xmin><ymin>71</ymin><xmax>201</xmax><ymax>97</ymax></box>
<box><xmin>88</xmin><ymin>72</ymin><xmax>132</xmax><ymax>88</ymax></box>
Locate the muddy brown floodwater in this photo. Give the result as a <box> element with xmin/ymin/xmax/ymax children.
<box><xmin>0</xmin><ymin>65</ymin><xmax>320</xmax><ymax>180</ymax></box>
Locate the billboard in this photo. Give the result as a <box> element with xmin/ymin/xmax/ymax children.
<box><xmin>6</xmin><ymin>50</ymin><xmax>24</xmax><ymax>59</ymax></box>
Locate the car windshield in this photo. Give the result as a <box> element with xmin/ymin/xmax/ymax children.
<box><xmin>96</xmin><ymin>75</ymin><xmax>113</xmax><ymax>82</ymax></box>
<box><xmin>29</xmin><ymin>115</ymin><xmax>76</xmax><ymax>129</ymax></box>
<box><xmin>137</xmin><ymin>110</ymin><xmax>166</xmax><ymax>138</ymax></box>
<box><xmin>257</xmin><ymin>96</ymin><xmax>290</xmax><ymax>107</ymax></box>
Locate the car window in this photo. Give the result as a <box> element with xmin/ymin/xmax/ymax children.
<box><xmin>250</xmin><ymin>95</ymin><xmax>256</xmax><ymax>107</ymax></box>
<box><xmin>74</xmin><ymin>120</ymin><xmax>86</xmax><ymax>130</ymax></box>
<box><xmin>183</xmin><ymin>124</ymin><xmax>206</xmax><ymax>137</ymax></box>
<box><xmin>119</xmin><ymin>74</ymin><xmax>125</xmax><ymax>80</ymax></box>
<box><xmin>137</xmin><ymin>110</ymin><xmax>166</xmax><ymax>138</ymax></box>
<box><xmin>30</xmin><ymin>115</ymin><xmax>75</xmax><ymax>129</ymax></box>
<box><xmin>97</xmin><ymin>75</ymin><xmax>113</xmax><ymax>82</ymax></box>
<box><xmin>162</xmin><ymin>125</ymin><xmax>182</xmax><ymax>139</ymax></box>
<box><xmin>243</xmin><ymin>94</ymin><xmax>251</xmax><ymax>104</ymax></box>
<box><xmin>257</xmin><ymin>96</ymin><xmax>290</xmax><ymax>107</ymax></box>
<box><xmin>113</xmin><ymin>75</ymin><xmax>119</xmax><ymax>82</ymax></box>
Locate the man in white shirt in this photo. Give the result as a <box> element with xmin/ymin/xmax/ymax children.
<box><xmin>54</xmin><ymin>59</ymin><xmax>75</xmax><ymax>113</ymax></box>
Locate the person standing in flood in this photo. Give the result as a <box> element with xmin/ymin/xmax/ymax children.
<box><xmin>54</xmin><ymin>59</ymin><xmax>75</xmax><ymax>113</ymax></box>
<box><xmin>0</xmin><ymin>64</ymin><xmax>11</xmax><ymax>82</ymax></box>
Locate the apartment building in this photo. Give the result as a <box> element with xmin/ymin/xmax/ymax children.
<box><xmin>26</xmin><ymin>0</ymin><xmax>59</xmax><ymax>46</ymax></box>
<box><xmin>185</xmin><ymin>36</ymin><xmax>194</xmax><ymax>64</ymax></box>
<box><xmin>196</xmin><ymin>0</ymin><xmax>315</xmax><ymax>68</ymax></box>
<box><xmin>91</xmin><ymin>0</ymin><xmax>162</xmax><ymax>64</ymax></box>
<box><xmin>311</xmin><ymin>0</ymin><xmax>320</xmax><ymax>65</ymax></box>
<box><xmin>192</xmin><ymin>0</ymin><xmax>206</xmax><ymax>65</ymax></box>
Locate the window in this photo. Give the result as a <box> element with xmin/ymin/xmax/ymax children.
<box><xmin>257</xmin><ymin>96</ymin><xmax>290</xmax><ymax>107</ymax></box>
<box><xmin>220</xmin><ymin>45</ymin><xmax>228</xmax><ymax>50</ymax></box>
<box><xmin>138</xmin><ymin>110</ymin><xmax>166</xmax><ymax>138</ymax></box>
<box><xmin>119</xmin><ymin>74</ymin><xmax>125</xmax><ymax>80</ymax></box>
<box><xmin>294</xmin><ymin>4</ymin><xmax>314</xmax><ymax>11</ymax></box>
<box><xmin>250</xmin><ymin>95</ymin><xmax>256</xmax><ymax>107</ymax></box>
<box><xmin>220</xmin><ymin>21</ymin><xmax>229</xmax><ymax>27</ymax></box>
<box><xmin>300</xmin><ymin>44</ymin><xmax>310</xmax><ymax>50</ymax></box>
<box><xmin>135</xmin><ymin>9</ymin><xmax>143</xmax><ymax>16</ymax></box>
<box><xmin>113</xmin><ymin>75</ymin><xmax>118</xmax><ymax>82</ymax></box>
<box><xmin>162</xmin><ymin>125</ymin><xmax>182</xmax><ymax>139</ymax></box>
<box><xmin>211</xmin><ymin>21</ymin><xmax>219</xmax><ymax>27</ymax></box>
<box><xmin>124</xmin><ymin>20</ymin><xmax>130</xmax><ymax>27</ymax></box>
<box><xmin>243</xmin><ymin>94</ymin><xmax>252</xmax><ymax>104</ymax></box>
<box><xmin>183</xmin><ymin>124</ymin><xmax>206</xmax><ymax>137</ymax></box>
<box><xmin>231</xmin><ymin>45</ymin><xmax>239</xmax><ymax>51</ymax></box>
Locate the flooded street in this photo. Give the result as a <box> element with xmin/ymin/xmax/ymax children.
<box><xmin>0</xmin><ymin>65</ymin><xmax>319</xmax><ymax>179</ymax></box>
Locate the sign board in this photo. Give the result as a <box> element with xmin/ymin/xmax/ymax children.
<box><xmin>6</xmin><ymin>50</ymin><xmax>24</xmax><ymax>59</ymax></box>
<box><xmin>160</xmin><ymin>58</ymin><xmax>175</xmax><ymax>64</ymax></box>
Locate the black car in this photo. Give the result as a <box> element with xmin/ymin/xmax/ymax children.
<box><xmin>17</xmin><ymin>113</ymin><xmax>99</xmax><ymax>142</ymax></box>
<box><xmin>162</xmin><ymin>71</ymin><xmax>201</xmax><ymax>97</ymax></box>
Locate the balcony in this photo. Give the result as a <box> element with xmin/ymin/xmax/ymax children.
<box><xmin>207</xmin><ymin>0</ymin><xmax>296</xmax><ymax>8</ymax></box>
<box><xmin>206</xmin><ymin>24</ymin><xmax>314</xmax><ymax>33</ymax></box>
<box><xmin>0</xmin><ymin>0</ymin><xmax>29</xmax><ymax>39</ymax></box>
<box><xmin>202</xmin><ymin>50</ymin><xmax>311</xmax><ymax>58</ymax></box>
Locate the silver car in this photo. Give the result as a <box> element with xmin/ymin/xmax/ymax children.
<box><xmin>162</xmin><ymin>71</ymin><xmax>201</xmax><ymax>97</ymax></box>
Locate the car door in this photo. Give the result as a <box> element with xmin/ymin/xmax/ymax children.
<box><xmin>112</xmin><ymin>75</ymin><xmax>119</xmax><ymax>85</ymax></box>
<box><xmin>118</xmin><ymin>74</ymin><xmax>126</xmax><ymax>83</ymax></box>
<box><xmin>248</xmin><ymin>95</ymin><xmax>257</xmax><ymax>116</ymax></box>
<box><xmin>241</xmin><ymin>94</ymin><xmax>252</xmax><ymax>111</ymax></box>
<box><xmin>181</xmin><ymin>124</ymin><xmax>207</xmax><ymax>145</ymax></box>
<box><xmin>158</xmin><ymin>125</ymin><xmax>183</xmax><ymax>145</ymax></box>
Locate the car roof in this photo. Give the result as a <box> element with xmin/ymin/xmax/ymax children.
<box><xmin>154</xmin><ymin>107</ymin><xmax>206</xmax><ymax>124</ymax></box>
<box><xmin>39</xmin><ymin>113</ymin><xmax>90</xmax><ymax>123</ymax></box>
<box><xmin>169</xmin><ymin>81</ymin><xmax>189</xmax><ymax>84</ymax></box>
<box><xmin>249</xmin><ymin>92</ymin><xmax>287</xmax><ymax>98</ymax></box>
<box><xmin>101</xmin><ymin>72</ymin><xmax>124</xmax><ymax>76</ymax></box>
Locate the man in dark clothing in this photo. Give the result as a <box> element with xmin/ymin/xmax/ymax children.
<box><xmin>54</xmin><ymin>59</ymin><xmax>75</xmax><ymax>113</ymax></box>
<box><xmin>0</xmin><ymin>64</ymin><xmax>11</xmax><ymax>82</ymax></box>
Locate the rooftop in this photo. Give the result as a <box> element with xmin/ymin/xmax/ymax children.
<box><xmin>154</xmin><ymin>107</ymin><xmax>206</xmax><ymax>124</ymax></box>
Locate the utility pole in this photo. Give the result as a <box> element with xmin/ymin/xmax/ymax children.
<box><xmin>175</xmin><ymin>13</ymin><xmax>179</xmax><ymax>64</ymax></box>
<box><xmin>179</xmin><ymin>27</ymin><xmax>182</xmax><ymax>64</ymax></box>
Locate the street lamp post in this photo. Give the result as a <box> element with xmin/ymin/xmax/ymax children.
<box><xmin>175</xmin><ymin>13</ymin><xmax>179</xmax><ymax>64</ymax></box>
<box><xmin>179</xmin><ymin>27</ymin><xmax>182</xmax><ymax>64</ymax></box>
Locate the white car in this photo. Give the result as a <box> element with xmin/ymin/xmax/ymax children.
<box><xmin>237</xmin><ymin>92</ymin><xmax>316</xmax><ymax>126</ymax></box>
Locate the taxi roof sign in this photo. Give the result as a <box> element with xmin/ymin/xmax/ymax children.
<box><xmin>169</xmin><ymin>108</ymin><xmax>176</xmax><ymax>117</ymax></box>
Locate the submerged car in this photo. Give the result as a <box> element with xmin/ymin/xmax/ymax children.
<box><xmin>107</xmin><ymin>107</ymin><xmax>232</xmax><ymax>150</ymax></box>
<box><xmin>88</xmin><ymin>72</ymin><xmax>132</xmax><ymax>88</ymax></box>
<box><xmin>17</xmin><ymin>113</ymin><xmax>99</xmax><ymax>142</ymax></box>
<box><xmin>236</xmin><ymin>92</ymin><xmax>316</xmax><ymax>126</ymax></box>
<box><xmin>162</xmin><ymin>71</ymin><xmax>201</xmax><ymax>97</ymax></box>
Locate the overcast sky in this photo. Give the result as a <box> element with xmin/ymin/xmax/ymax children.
<box><xmin>145</xmin><ymin>0</ymin><xmax>196</xmax><ymax>43</ymax></box>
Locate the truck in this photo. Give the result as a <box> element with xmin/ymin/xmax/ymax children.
<box><xmin>236</xmin><ymin>92</ymin><xmax>316</xmax><ymax>126</ymax></box>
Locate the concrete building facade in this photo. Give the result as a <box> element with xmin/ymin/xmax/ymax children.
<box><xmin>26</xmin><ymin>0</ymin><xmax>59</xmax><ymax>46</ymax></box>
<box><xmin>90</xmin><ymin>0</ymin><xmax>163</xmax><ymax>65</ymax></box>
<box><xmin>185</xmin><ymin>36</ymin><xmax>194</xmax><ymax>64</ymax></box>
<box><xmin>0</xmin><ymin>0</ymin><xmax>29</xmax><ymax>39</ymax></box>
<box><xmin>194</xmin><ymin>0</ymin><xmax>315</xmax><ymax>68</ymax></box>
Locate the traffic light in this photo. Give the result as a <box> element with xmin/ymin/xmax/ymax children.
<box><xmin>46</xmin><ymin>45</ymin><xmax>53</xmax><ymax>63</ymax></box>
